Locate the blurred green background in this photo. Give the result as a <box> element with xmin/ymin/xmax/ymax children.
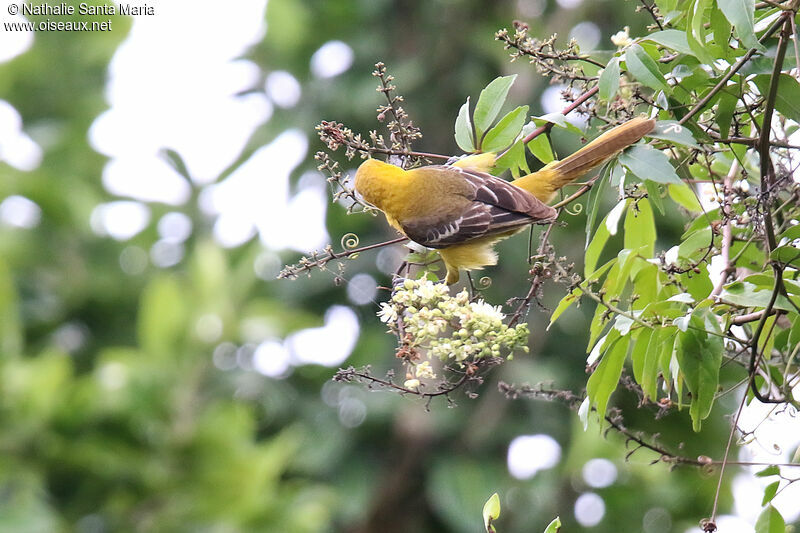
<box><xmin>0</xmin><ymin>0</ymin><xmax>784</xmax><ymax>532</ymax></box>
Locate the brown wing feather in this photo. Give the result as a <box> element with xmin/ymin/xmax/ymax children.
<box><xmin>400</xmin><ymin>166</ymin><xmax>557</xmax><ymax>249</ymax></box>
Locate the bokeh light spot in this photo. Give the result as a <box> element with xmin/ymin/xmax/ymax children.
<box><xmin>266</xmin><ymin>70</ymin><xmax>302</xmax><ymax>108</ymax></box>
<box><xmin>0</xmin><ymin>15</ymin><xmax>34</xmax><ymax>63</ymax></box>
<box><xmin>150</xmin><ymin>240</ymin><xmax>184</xmax><ymax>268</ymax></box>
<box><xmin>213</xmin><ymin>342</ymin><xmax>238</xmax><ymax>371</ymax></box>
<box><xmin>195</xmin><ymin>314</ymin><xmax>223</xmax><ymax>344</ymax></box>
<box><xmin>347</xmin><ymin>273</ymin><xmax>378</xmax><ymax>305</ymax></box>
<box><xmin>569</xmin><ymin>21</ymin><xmax>601</xmax><ymax>51</ymax></box>
<box><xmin>90</xmin><ymin>201</ymin><xmax>150</xmax><ymax>240</ymax></box>
<box><xmin>0</xmin><ymin>195</ymin><xmax>41</xmax><ymax>228</ymax></box>
<box><xmin>338</xmin><ymin>397</ymin><xmax>367</xmax><ymax>428</ymax></box>
<box><xmin>507</xmin><ymin>434</ymin><xmax>562</xmax><ymax>479</ymax></box>
<box><xmin>253</xmin><ymin>340</ymin><xmax>292</xmax><ymax>378</ymax></box>
<box><xmin>574</xmin><ymin>493</ymin><xmax>605</xmax><ymax>527</ymax></box>
<box><xmin>643</xmin><ymin>508</ymin><xmax>672</xmax><ymax>533</ymax></box>
<box><xmin>582</xmin><ymin>458</ymin><xmax>617</xmax><ymax>488</ymax></box>
<box><xmin>287</xmin><ymin>305</ymin><xmax>359</xmax><ymax>367</ymax></box>
<box><xmin>310</xmin><ymin>41</ymin><xmax>354</xmax><ymax>79</ymax></box>
<box><xmin>157</xmin><ymin>212</ymin><xmax>193</xmax><ymax>243</ymax></box>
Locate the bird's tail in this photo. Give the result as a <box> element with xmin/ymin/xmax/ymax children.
<box><xmin>512</xmin><ymin>117</ymin><xmax>656</xmax><ymax>203</ymax></box>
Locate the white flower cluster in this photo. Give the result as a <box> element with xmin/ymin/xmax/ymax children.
<box><xmin>378</xmin><ymin>278</ymin><xmax>530</xmax><ymax>383</ymax></box>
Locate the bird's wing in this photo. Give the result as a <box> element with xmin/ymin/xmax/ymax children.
<box><xmin>400</xmin><ymin>166</ymin><xmax>557</xmax><ymax>249</ymax></box>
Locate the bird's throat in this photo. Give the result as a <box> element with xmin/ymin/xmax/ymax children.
<box><xmin>354</xmin><ymin>159</ymin><xmax>408</xmax><ymax>214</ymax></box>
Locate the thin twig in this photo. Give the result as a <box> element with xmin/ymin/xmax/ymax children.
<box><xmin>508</xmin><ymin>222</ymin><xmax>557</xmax><ymax>326</ymax></box>
<box><xmin>278</xmin><ymin>236</ymin><xmax>408</xmax><ymax>279</ymax></box>
<box><xmin>708</xmin><ymin>376</ymin><xmax>759</xmax><ymax>525</ymax></box>
<box><xmin>710</xmin><ymin>160</ymin><xmax>740</xmax><ymax>299</ymax></box>
<box><xmin>679</xmin><ymin>15</ymin><xmax>787</xmax><ymax>125</ymax></box>
<box><xmin>638</xmin><ymin>0</ymin><xmax>664</xmax><ymax>30</ymax></box>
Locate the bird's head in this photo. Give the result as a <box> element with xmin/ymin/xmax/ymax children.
<box><xmin>354</xmin><ymin>158</ymin><xmax>405</xmax><ymax>208</ymax></box>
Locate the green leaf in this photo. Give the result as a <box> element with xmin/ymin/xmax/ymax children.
<box><xmin>483</xmin><ymin>492</ymin><xmax>501</xmax><ymax>532</ymax></box>
<box><xmin>649</xmin><ymin>120</ymin><xmax>701</xmax><ymax>148</ymax></box>
<box><xmin>588</xmin><ymin>302</ymin><xmax>614</xmax><ymax>357</ymax></box>
<box><xmin>610</xmin><ymin>248</ymin><xmax>641</xmax><ymax>300</ymax></box>
<box><xmin>578</xmin><ymin>397</ymin><xmax>591</xmax><ymax>430</ymax></box>
<box><xmin>606</xmin><ymin>199</ymin><xmax>628</xmax><ymax>236</ymax></box>
<box><xmin>455</xmin><ymin>97</ymin><xmax>475</xmax><ymax>152</ymax></box>
<box><xmin>754</xmin><ymin>274</ymin><xmax>800</xmax><ymax>294</ymax></box>
<box><xmin>678</xmin><ymin>228</ymin><xmax>714</xmax><ymax>264</ymax></box>
<box><xmin>668</xmin><ymin>183</ymin><xmax>703</xmax><ymax>212</ymax></box>
<box><xmin>718</xmin><ymin>0</ymin><xmax>763</xmax><ymax>51</ymax></box>
<box><xmin>675</xmin><ymin>311</ymin><xmax>723</xmax><ymax>431</ymax></box>
<box><xmin>684</xmin><ymin>208</ymin><xmax>719</xmax><ymax>236</ymax></box>
<box><xmin>770</xmin><ymin>245</ymin><xmax>800</xmax><ymax>269</ymax></box>
<box><xmin>585</xmin><ymin>210</ymin><xmax>613</xmax><ymax>276</ymax></box>
<box><xmin>684</xmin><ymin>270</ymin><xmax>714</xmax><ymax>302</ymax></box>
<box><xmin>549</xmin><ymin>288</ymin><xmax>583</xmax><ymax>328</ymax></box>
<box><xmin>709</xmin><ymin>2</ymin><xmax>733</xmax><ymax>60</ymax></box>
<box><xmin>406</xmin><ymin>250</ymin><xmax>440</xmax><ymax>264</ymax></box>
<box><xmin>646</xmin><ymin>30</ymin><xmax>694</xmax><ymax>56</ymax></box>
<box><xmin>645</xmin><ymin>181</ymin><xmax>664</xmax><ymax>215</ymax></box>
<box><xmin>753</xmin><ymin>75</ymin><xmax>800</xmax><ymax>123</ymax></box>
<box><xmin>543</xmin><ymin>516</ymin><xmax>562</xmax><ymax>533</ymax></box>
<box><xmin>163</xmin><ymin>148</ymin><xmax>192</xmax><ymax>179</ymax></box>
<box><xmin>527</xmin><ymin>133</ymin><xmax>555</xmax><ymax>164</ymax></box>
<box><xmin>599</xmin><ymin>57</ymin><xmax>621</xmax><ymax>102</ymax></box>
<box><xmin>625</xmin><ymin>44</ymin><xmax>670</xmax><ymax>93</ymax></box>
<box><xmin>755</xmin><ymin>506</ymin><xmax>785</xmax><ymax>533</ymax></box>
<box><xmin>624</xmin><ymin>198</ymin><xmax>656</xmax><ymax>258</ymax></box>
<box><xmin>585</xmin><ymin>164</ymin><xmax>613</xmax><ymax>246</ymax></box>
<box><xmin>732</xmin><ymin>239</ymin><xmax>766</xmax><ymax>270</ymax></box>
<box><xmin>759</xmin><ymin>311</ymin><xmax>777</xmax><ymax>362</ymax></box>
<box><xmin>790</xmin><ymin>315</ymin><xmax>800</xmax><ymax>349</ymax></box>
<box><xmin>609</xmin><ymin>161</ymin><xmax>626</xmax><ymax>193</ymax></box>
<box><xmin>643</xmin><ymin>328</ymin><xmax>675</xmax><ymax>401</ymax></box>
<box><xmin>741</xmin><ymin>45</ymin><xmax>800</xmax><ymax>76</ymax></box>
<box><xmin>669</xmin><ymin>293</ymin><xmax>696</xmax><ymax>304</ymax></box>
<box><xmin>586</xmin><ymin>332</ymin><xmax>628</xmax><ymax>417</ymax></box>
<box><xmin>495</xmin><ymin>138</ymin><xmax>528</xmax><ymax>178</ymax></box>
<box><xmin>613</xmin><ymin>314</ymin><xmax>636</xmax><ymax>336</ymax></box>
<box><xmin>756</xmin><ymin>465</ymin><xmax>780</xmax><ymax>477</ymax></box>
<box><xmin>632</xmin><ymin>262</ymin><xmax>658</xmax><ymax>310</ymax></box>
<box><xmin>631</xmin><ymin>328</ymin><xmax>654</xmax><ymax>385</ymax></box>
<box><xmin>474</xmin><ymin>75</ymin><xmax>517</xmax><ymax>140</ymax></box>
<box><xmin>673</xmin><ymin>314</ymin><xmax>691</xmax><ymax>332</ymax></box>
<box><xmin>720</xmin><ymin>281</ymin><xmax>796</xmax><ymax>312</ymax></box>
<box><xmin>716</xmin><ymin>91</ymin><xmax>737</xmax><ymax>139</ymax></box>
<box><xmin>761</xmin><ymin>481</ymin><xmax>780</xmax><ymax>506</ymax></box>
<box><xmin>619</xmin><ymin>145</ymin><xmax>682</xmax><ymax>184</ymax></box>
<box><xmin>778</xmin><ymin>224</ymin><xmax>800</xmax><ymax>242</ymax></box>
<box><xmin>482</xmin><ymin>105</ymin><xmax>529</xmax><ymax>152</ymax></box>
<box><xmin>686</xmin><ymin>0</ymin><xmax>717</xmax><ymax>65</ymax></box>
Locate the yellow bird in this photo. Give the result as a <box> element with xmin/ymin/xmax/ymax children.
<box><xmin>355</xmin><ymin>117</ymin><xmax>656</xmax><ymax>284</ymax></box>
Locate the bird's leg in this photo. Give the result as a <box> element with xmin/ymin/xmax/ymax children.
<box><xmin>466</xmin><ymin>272</ymin><xmax>477</xmax><ymax>298</ymax></box>
<box><xmin>391</xmin><ymin>276</ymin><xmax>407</xmax><ymax>290</ymax></box>
<box><xmin>390</xmin><ymin>260</ymin><xmax>412</xmax><ymax>291</ymax></box>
